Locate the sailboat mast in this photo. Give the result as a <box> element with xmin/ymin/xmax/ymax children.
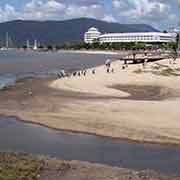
<box><xmin>26</xmin><ymin>40</ymin><xmax>30</xmax><ymax>49</ymax></box>
<box><xmin>6</xmin><ymin>32</ymin><xmax>9</xmax><ymax>49</ymax></box>
<box><xmin>33</xmin><ymin>39</ymin><xmax>38</xmax><ymax>50</ymax></box>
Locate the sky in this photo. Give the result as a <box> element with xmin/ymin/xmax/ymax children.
<box><xmin>0</xmin><ymin>0</ymin><xmax>180</xmax><ymax>30</ymax></box>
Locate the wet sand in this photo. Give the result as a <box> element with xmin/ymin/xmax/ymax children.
<box><xmin>0</xmin><ymin>65</ymin><xmax>180</xmax><ymax>146</ymax></box>
<box><xmin>110</xmin><ymin>84</ymin><xmax>178</xmax><ymax>101</ymax></box>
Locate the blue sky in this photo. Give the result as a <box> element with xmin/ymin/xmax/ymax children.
<box><xmin>0</xmin><ymin>0</ymin><xmax>179</xmax><ymax>30</ymax></box>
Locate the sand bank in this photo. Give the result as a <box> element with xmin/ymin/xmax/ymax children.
<box><xmin>49</xmin><ymin>58</ymin><xmax>180</xmax><ymax>144</ymax></box>
<box><xmin>1</xmin><ymin>58</ymin><xmax>180</xmax><ymax>145</ymax></box>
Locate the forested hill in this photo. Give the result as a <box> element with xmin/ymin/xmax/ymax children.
<box><xmin>0</xmin><ymin>18</ymin><xmax>159</xmax><ymax>46</ymax></box>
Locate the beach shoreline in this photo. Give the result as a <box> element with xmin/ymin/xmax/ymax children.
<box><xmin>0</xmin><ymin>58</ymin><xmax>180</xmax><ymax>146</ymax></box>
<box><xmin>57</xmin><ymin>49</ymin><xmax>121</xmax><ymax>55</ymax></box>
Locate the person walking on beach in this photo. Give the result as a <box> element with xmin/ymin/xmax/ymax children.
<box><xmin>73</xmin><ymin>72</ymin><xmax>77</xmax><ymax>77</ymax></box>
<box><xmin>144</xmin><ymin>52</ymin><xmax>148</xmax><ymax>69</ymax></box>
<box><xmin>105</xmin><ymin>59</ymin><xmax>111</xmax><ymax>68</ymax></box>
<box><xmin>124</xmin><ymin>60</ymin><xmax>128</xmax><ymax>68</ymax></box>
<box><xmin>133</xmin><ymin>52</ymin><xmax>136</xmax><ymax>60</ymax></box>
<box><xmin>92</xmin><ymin>69</ymin><xmax>96</xmax><ymax>74</ymax></box>
<box><xmin>122</xmin><ymin>65</ymin><xmax>126</xmax><ymax>70</ymax></box>
<box><xmin>83</xmin><ymin>70</ymin><xmax>86</xmax><ymax>76</ymax></box>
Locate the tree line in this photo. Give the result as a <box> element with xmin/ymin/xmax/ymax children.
<box><xmin>19</xmin><ymin>33</ymin><xmax>180</xmax><ymax>52</ymax></box>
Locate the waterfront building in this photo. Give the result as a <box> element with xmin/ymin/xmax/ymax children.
<box><xmin>84</xmin><ymin>27</ymin><xmax>101</xmax><ymax>44</ymax></box>
<box><xmin>98</xmin><ymin>32</ymin><xmax>173</xmax><ymax>43</ymax></box>
<box><xmin>84</xmin><ymin>27</ymin><xmax>174</xmax><ymax>44</ymax></box>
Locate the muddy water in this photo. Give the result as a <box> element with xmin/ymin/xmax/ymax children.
<box><xmin>0</xmin><ymin>116</ymin><xmax>180</xmax><ymax>173</ymax></box>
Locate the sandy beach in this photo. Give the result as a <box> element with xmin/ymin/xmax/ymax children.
<box><xmin>1</xmin><ymin>57</ymin><xmax>180</xmax><ymax>145</ymax></box>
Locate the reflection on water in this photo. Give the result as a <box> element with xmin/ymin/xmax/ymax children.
<box><xmin>0</xmin><ymin>116</ymin><xmax>180</xmax><ymax>172</ymax></box>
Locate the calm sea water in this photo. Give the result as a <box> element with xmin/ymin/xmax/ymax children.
<box><xmin>0</xmin><ymin>116</ymin><xmax>180</xmax><ymax>172</ymax></box>
<box><xmin>0</xmin><ymin>50</ymin><xmax>120</xmax><ymax>88</ymax></box>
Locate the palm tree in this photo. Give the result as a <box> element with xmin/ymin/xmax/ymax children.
<box><xmin>176</xmin><ymin>33</ymin><xmax>180</xmax><ymax>50</ymax></box>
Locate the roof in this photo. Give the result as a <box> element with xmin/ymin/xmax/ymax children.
<box><xmin>88</xmin><ymin>27</ymin><xmax>99</xmax><ymax>32</ymax></box>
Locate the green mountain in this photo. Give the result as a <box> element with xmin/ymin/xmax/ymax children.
<box><xmin>0</xmin><ymin>18</ymin><xmax>159</xmax><ymax>46</ymax></box>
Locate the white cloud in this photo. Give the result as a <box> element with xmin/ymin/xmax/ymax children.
<box><xmin>65</xmin><ymin>4</ymin><xmax>104</xmax><ymax>19</ymax></box>
<box><xmin>112</xmin><ymin>0</ymin><xmax>121</xmax><ymax>8</ymax></box>
<box><xmin>113</xmin><ymin>0</ymin><xmax>169</xmax><ymax>20</ymax></box>
<box><xmin>65</xmin><ymin>5</ymin><xmax>88</xmax><ymax>17</ymax></box>
<box><xmin>0</xmin><ymin>0</ymin><xmax>179</xmax><ymax>29</ymax></box>
<box><xmin>19</xmin><ymin>0</ymin><xmax>105</xmax><ymax>20</ymax></box>
<box><xmin>23</xmin><ymin>0</ymin><xmax>66</xmax><ymax>19</ymax></box>
<box><xmin>112</xmin><ymin>0</ymin><xmax>179</xmax><ymax>28</ymax></box>
<box><xmin>102</xmin><ymin>15</ymin><xmax>117</xmax><ymax>23</ymax></box>
<box><xmin>0</xmin><ymin>4</ymin><xmax>20</xmax><ymax>22</ymax></box>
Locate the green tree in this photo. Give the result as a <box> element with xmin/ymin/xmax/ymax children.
<box><xmin>176</xmin><ymin>33</ymin><xmax>180</xmax><ymax>50</ymax></box>
<box><xmin>91</xmin><ymin>42</ymin><xmax>101</xmax><ymax>49</ymax></box>
<box><xmin>22</xmin><ymin>45</ymin><xmax>27</xmax><ymax>50</ymax></box>
<box><xmin>38</xmin><ymin>45</ymin><xmax>45</xmax><ymax>49</ymax></box>
<box><xmin>47</xmin><ymin>45</ymin><xmax>53</xmax><ymax>50</ymax></box>
<box><xmin>135</xmin><ymin>42</ymin><xmax>146</xmax><ymax>50</ymax></box>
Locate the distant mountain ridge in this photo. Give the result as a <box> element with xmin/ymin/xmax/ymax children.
<box><xmin>0</xmin><ymin>18</ymin><xmax>159</xmax><ymax>46</ymax></box>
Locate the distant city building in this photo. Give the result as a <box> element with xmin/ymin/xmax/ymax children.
<box><xmin>84</xmin><ymin>27</ymin><xmax>101</xmax><ymax>44</ymax></box>
<box><xmin>84</xmin><ymin>27</ymin><xmax>175</xmax><ymax>44</ymax></box>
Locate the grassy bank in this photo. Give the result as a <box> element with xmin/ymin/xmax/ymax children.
<box><xmin>0</xmin><ymin>152</ymin><xmax>180</xmax><ymax>180</ymax></box>
<box><xmin>0</xmin><ymin>152</ymin><xmax>43</xmax><ymax>180</ymax></box>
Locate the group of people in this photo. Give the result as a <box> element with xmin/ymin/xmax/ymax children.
<box><xmin>105</xmin><ymin>59</ymin><xmax>114</xmax><ymax>73</ymax></box>
<box><xmin>57</xmin><ymin>59</ymin><xmax>115</xmax><ymax>80</ymax></box>
<box><xmin>72</xmin><ymin>70</ymin><xmax>87</xmax><ymax>77</ymax></box>
<box><xmin>57</xmin><ymin>68</ymin><xmax>98</xmax><ymax>79</ymax></box>
<box><xmin>57</xmin><ymin>54</ymin><xmax>151</xmax><ymax>79</ymax></box>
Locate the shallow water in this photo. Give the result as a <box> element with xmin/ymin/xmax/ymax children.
<box><xmin>0</xmin><ymin>50</ymin><xmax>119</xmax><ymax>88</ymax></box>
<box><xmin>1</xmin><ymin>50</ymin><xmax>180</xmax><ymax>173</ymax></box>
<box><xmin>0</xmin><ymin>116</ymin><xmax>180</xmax><ymax>173</ymax></box>
<box><xmin>0</xmin><ymin>76</ymin><xmax>16</xmax><ymax>89</ymax></box>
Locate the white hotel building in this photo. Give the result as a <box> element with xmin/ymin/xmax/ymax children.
<box><xmin>84</xmin><ymin>27</ymin><xmax>101</xmax><ymax>44</ymax></box>
<box><xmin>84</xmin><ymin>27</ymin><xmax>174</xmax><ymax>44</ymax></box>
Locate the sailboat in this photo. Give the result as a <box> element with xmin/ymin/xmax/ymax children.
<box><xmin>26</xmin><ymin>39</ymin><xmax>30</xmax><ymax>50</ymax></box>
<box><xmin>33</xmin><ymin>40</ymin><xmax>38</xmax><ymax>50</ymax></box>
<box><xmin>1</xmin><ymin>32</ymin><xmax>9</xmax><ymax>51</ymax></box>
